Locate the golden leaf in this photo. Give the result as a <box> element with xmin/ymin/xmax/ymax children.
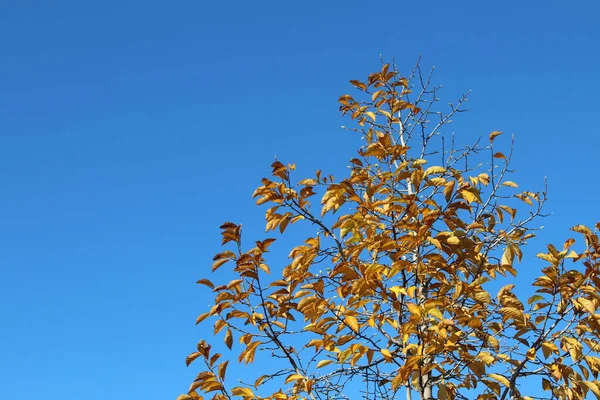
<box><xmin>427</xmin><ymin>308</ymin><xmax>443</xmax><ymax>320</ymax></box>
<box><xmin>203</xmin><ymin>381</ymin><xmax>224</xmax><ymax>392</ymax></box>
<box><xmin>196</xmin><ymin>278</ymin><xmax>215</xmax><ymax>289</ymax></box>
<box><xmin>316</xmin><ymin>359</ymin><xmax>334</xmax><ymax>368</ymax></box>
<box><xmin>371</xmin><ymin>90</ymin><xmax>384</xmax><ymax>101</ymax></box>
<box><xmin>429</xmin><ymin>237</ymin><xmax>442</xmax><ymax>249</ymax></box>
<box><xmin>468</xmin><ymin>361</ymin><xmax>486</xmax><ymax>377</ymax></box>
<box><xmin>380</xmin><ymin>349</ymin><xmax>393</xmax><ymax>362</ymax></box>
<box><xmin>477</xmin><ymin>352</ymin><xmax>495</xmax><ymax>365</ymax></box>
<box><xmin>489</xmin><ymin>131</ymin><xmax>503</xmax><ymax>143</ymax></box>
<box><xmin>389</xmin><ymin>286</ymin><xmax>407</xmax><ymax>297</ymax></box>
<box><xmin>231</xmin><ymin>387</ymin><xmax>255</xmax><ymax>397</ymax></box>
<box><xmin>284</xmin><ymin>373</ymin><xmax>305</xmax><ymax>384</ymax></box>
<box><xmin>446</xmin><ymin>236</ymin><xmax>460</xmax><ymax>245</ymax></box>
<box><xmin>501</xmin><ymin>246</ymin><xmax>514</xmax><ymax>267</ymax></box>
<box><xmin>571</xmin><ymin>224</ymin><xmax>593</xmax><ymax>235</ymax></box>
<box><xmin>345</xmin><ymin>315</ymin><xmax>359</xmax><ymax>333</ymax></box>
<box><xmin>195</xmin><ymin>312</ymin><xmax>211</xmax><ymax>325</ymax></box>
<box><xmin>224</xmin><ymin>329</ymin><xmax>233</xmax><ymax>350</ymax></box>
<box><xmin>424</xmin><ymin>166</ymin><xmax>446</xmax><ymax>176</ymax></box>
<box><xmin>444</xmin><ymin>180</ymin><xmax>456</xmax><ymax>202</ymax></box>
<box><xmin>488</xmin><ymin>373</ymin><xmax>510</xmax><ymax>387</ymax></box>
<box><xmin>582</xmin><ymin>381</ymin><xmax>600</xmax><ymax>399</ymax></box>
<box><xmin>218</xmin><ymin>361</ymin><xmax>228</xmax><ymax>380</ymax></box>
<box><xmin>460</xmin><ymin>189</ymin><xmax>479</xmax><ymax>204</ymax></box>
<box><xmin>391</xmin><ymin>371</ymin><xmax>404</xmax><ymax>391</ymax></box>
<box><xmin>407</xmin><ymin>303</ymin><xmax>422</xmax><ymax>318</ymax></box>
<box><xmin>474</xmin><ymin>291</ymin><xmax>491</xmax><ymax>304</ymax></box>
<box><xmin>186</xmin><ymin>352</ymin><xmax>202</xmax><ymax>366</ymax></box>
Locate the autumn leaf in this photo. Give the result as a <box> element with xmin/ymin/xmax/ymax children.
<box><xmin>489</xmin><ymin>131</ymin><xmax>503</xmax><ymax>143</ymax></box>
<box><xmin>316</xmin><ymin>359</ymin><xmax>334</xmax><ymax>368</ymax></box>
<box><xmin>488</xmin><ymin>373</ymin><xmax>511</xmax><ymax>387</ymax></box>
<box><xmin>231</xmin><ymin>387</ymin><xmax>255</xmax><ymax>397</ymax></box>
<box><xmin>345</xmin><ymin>315</ymin><xmax>359</xmax><ymax>333</ymax></box>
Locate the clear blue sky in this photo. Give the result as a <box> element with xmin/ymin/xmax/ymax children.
<box><xmin>0</xmin><ymin>1</ymin><xmax>598</xmax><ymax>399</ymax></box>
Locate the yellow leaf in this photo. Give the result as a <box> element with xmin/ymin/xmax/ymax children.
<box><xmin>231</xmin><ymin>387</ymin><xmax>255</xmax><ymax>397</ymax></box>
<box><xmin>218</xmin><ymin>361</ymin><xmax>229</xmax><ymax>380</ymax></box>
<box><xmin>391</xmin><ymin>372</ymin><xmax>404</xmax><ymax>391</ymax></box>
<box><xmin>196</xmin><ymin>278</ymin><xmax>215</xmax><ymax>289</ymax></box>
<box><xmin>429</xmin><ymin>237</ymin><xmax>442</xmax><ymax>249</ymax></box>
<box><xmin>576</xmin><ymin>297</ymin><xmax>597</xmax><ymax>315</ymax></box>
<box><xmin>363</xmin><ymin>142</ymin><xmax>386</xmax><ymax>158</ymax></box>
<box><xmin>389</xmin><ymin>286</ymin><xmax>407</xmax><ymax>297</ymax></box>
<box><xmin>501</xmin><ymin>246</ymin><xmax>514</xmax><ymax>267</ymax></box>
<box><xmin>428</xmin><ymin>177</ymin><xmax>447</xmax><ymax>186</ymax></box>
<box><xmin>202</xmin><ymin>381</ymin><xmax>224</xmax><ymax>392</ymax></box>
<box><xmin>380</xmin><ymin>349</ymin><xmax>393</xmax><ymax>362</ymax></box>
<box><xmin>478</xmin><ymin>352</ymin><xmax>495</xmax><ymax>365</ymax></box>
<box><xmin>562</xmin><ymin>337</ymin><xmax>583</xmax><ymax>362</ymax></box>
<box><xmin>316</xmin><ymin>359</ymin><xmax>333</xmax><ymax>368</ymax></box>
<box><xmin>212</xmin><ymin>258</ymin><xmax>231</xmax><ymax>272</ymax></box>
<box><xmin>468</xmin><ymin>361</ymin><xmax>486</xmax><ymax>377</ymax></box>
<box><xmin>407</xmin><ymin>303</ymin><xmax>422</xmax><ymax>318</ymax></box>
<box><xmin>241</xmin><ymin>341</ymin><xmax>261</xmax><ymax>364</ymax></box>
<box><xmin>371</xmin><ymin>90</ymin><xmax>384</xmax><ymax>101</ymax></box>
<box><xmin>365</xmin><ymin>111</ymin><xmax>376</xmax><ymax>122</ymax></box>
<box><xmin>500</xmin><ymin>307</ymin><xmax>524</xmax><ymax>323</ymax></box>
<box><xmin>488</xmin><ymin>373</ymin><xmax>510</xmax><ymax>387</ymax></box>
<box><xmin>460</xmin><ymin>189</ymin><xmax>479</xmax><ymax>204</ymax></box>
<box><xmin>502</xmin><ymin>181</ymin><xmax>518</xmax><ymax>188</ymax></box>
<box><xmin>536</xmin><ymin>252</ymin><xmax>557</xmax><ymax>264</ymax></box>
<box><xmin>572</xmin><ymin>225</ymin><xmax>593</xmax><ymax>235</ymax></box>
<box><xmin>258</xmin><ymin>263</ymin><xmax>271</xmax><ymax>273</ymax></box>
<box><xmin>489</xmin><ymin>131</ymin><xmax>503</xmax><ymax>143</ymax></box>
<box><xmin>225</xmin><ymin>329</ymin><xmax>233</xmax><ymax>350</ymax></box>
<box><xmin>195</xmin><ymin>312</ymin><xmax>211</xmax><ymax>325</ymax></box>
<box><xmin>564</xmin><ymin>250</ymin><xmax>578</xmax><ymax>259</ymax></box>
<box><xmin>284</xmin><ymin>373</ymin><xmax>304</xmax><ymax>384</ymax></box>
<box><xmin>474</xmin><ymin>291</ymin><xmax>491</xmax><ymax>304</ymax></box>
<box><xmin>185</xmin><ymin>352</ymin><xmax>202</xmax><ymax>366</ymax></box>
<box><xmin>254</xmin><ymin>375</ymin><xmax>268</xmax><ymax>388</ymax></box>
<box><xmin>526</xmin><ymin>348</ymin><xmax>536</xmax><ymax>360</ymax></box>
<box><xmin>427</xmin><ymin>308</ymin><xmax>443</xmax><ymax>320</ymax></box>
<box><xmin>345</xmin><ymin>315</ymin><xmax>359</xmax><ymax>333</ymax></box>
<box><xmin>582</xmin><ymin>381</ymin><xmax>600</xmax><ymax>399</ymax></box>
<box><xmin>446</xmin><ymin>236</ymin><xmax>460</xmax><ymax>245</ymax></box>
<box><xmin>478</xmin><ymin>173</ymin><xmax>490</xmax><ymax>186</ymax></box>
<box><xmin>444</xmin><ymin>180</ymin><xmax>456</xmax><ymax>202</ymax></box>
<box><xmin>424</xmin><ymin>166</ymin><xmax>446</xmax><ymax>176</ymax></box>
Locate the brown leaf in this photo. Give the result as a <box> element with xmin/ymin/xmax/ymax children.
<box><xmin>489</xmin><ymin>131</ymin><xmax>503</xmax><ymax>143</ymax></box>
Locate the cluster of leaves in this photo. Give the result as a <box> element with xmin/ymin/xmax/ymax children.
<box><xmin>179</xmin><ymin>62</ymin><xmax>600</xmax><ymax>400</ymax></box>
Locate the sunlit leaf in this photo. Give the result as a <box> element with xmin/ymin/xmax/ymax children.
<box><xmin>345</xmin><ymin>315</ymin><xmax>359</xmax><ymax>333</ymax></box>
<box><xmin>489</xmin><ymin>130</ymin><xmax>503</xmax><ymax>143</ymax></box>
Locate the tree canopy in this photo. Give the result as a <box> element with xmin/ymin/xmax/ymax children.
<box><xmin>179</xmin><ymin>61</ymin><xmax>600</xmax><ymax>400</ymax></box>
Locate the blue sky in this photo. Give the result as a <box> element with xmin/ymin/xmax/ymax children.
<box><xmin>0</xmin><ymin>1</ymin><xmax>598</xmax><ymax>399</ymax></box>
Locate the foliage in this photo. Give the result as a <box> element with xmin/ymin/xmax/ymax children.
<box><xmin>179</xmin><ymin>61</ymin><xmax>600</xmax><ymax>400</ymax></box>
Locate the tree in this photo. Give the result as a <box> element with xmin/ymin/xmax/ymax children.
<box><xmin>179</xmin><ymin>60</ymin><xmax>600</xmax><ymax>400</ymax></box>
